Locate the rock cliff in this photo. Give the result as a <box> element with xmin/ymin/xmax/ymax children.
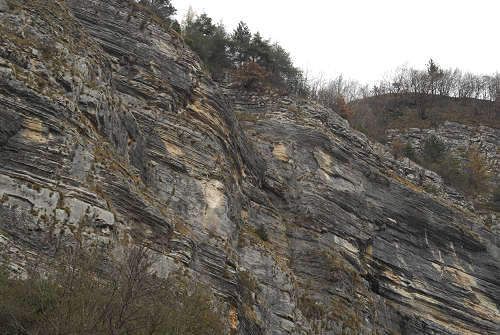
<box><xmin>0</xmin><ymin>1</ymin><xmax>499</xmax><ymax>334</ymax></box>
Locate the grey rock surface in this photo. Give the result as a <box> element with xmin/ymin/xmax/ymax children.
<box><xmin>0</xmin><ymin>0</ymin><xmax>8</xmax><ymax>12</ymax></box>
<box><xmin>0</xmin><ymin>1</ymin><xmax>499</xmax><ymax>334</ymax></box>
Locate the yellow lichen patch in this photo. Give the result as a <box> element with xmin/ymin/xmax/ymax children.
<box><xmin>21</xmin><ymin>128</ymin><xmax>47</xmax><ymax>143</ymax></box>
<box><xmin>425</xmin><ymin>311</ymin><xmax>480</xmax><ymax>335</ymax></box>
<box><xmin>151</xmin><ymin>37</ymin><xmax>174</xmax><ymax>58</ymax></box>
<box><xmin>383</xmin><ymin>269</ymin><xmax>403</xmax><ymax>285</ymax></box>
<box><xmin>382</xmin><ymin>269</ymin><xmax>411</xmax><ymax>301</ymax></box>
<box><xmin>451</xmin><ymin>269</ymin><xmax>473</xmax><ymax>289</ymax></box>
<box><xmin>163</xmin><ymin>140</ymin><xmax>184</xmax><ymax>157</ymax></box>
<box><xmin>386</xmin><ymin>170</ymin><xmax>423</xmax><ymax>192</ymax></box>
<box><xmin>471</xmin><ymin>289</ymin><xmax>500</xmax><ymax>321</ymax></box>
<box><xmin>313</xmin><ymin>149</ymin><xmax>332</xmax><ymax>173</ymax></box>
<box><xmin>243</xmin><ymin>303</ymin><xmax>259</xmax><ymax>322</ymax></box>
<box><xmin>446</xmin><ymin>263</ymin><xmax>476</xmax><ymax>291</ymax></box>
<box><xmin>202</xmin><ymin>180</ymin><xmax>225</xmax><ymax>230</ymax></box>
<box><xmin>446</xmin><ymin>264</ymin><xmax>500</xmax><ymax>320</ymax></box>
<box><xmin>228</xmin><ymin>304</ymin><xmax>239</xmax><ymax>331</ymax></box>
<box><xmin>187</xmin><ymin>99</ymin><xmax>228</xmax><ymax>134</ymax></box>
<box><xmin>332</xmin><ymin>234</ymin><xmax>358</xmax><ymax>255</ymax></box>
<box><xmin>412</xmin><ymin>292</ymin><xmax>465</xmax><ymax>332</ymax></box>
<box><xmin>175</xmin><ymin>220</ymin><xmax>191</xmax><ymax>235</ymax></box>
<box><xmin>21</xmin><ymin>118</ymin><xmax>47</xmax><ymax>143</ymax></box>
<box><xmin>273</xmin><ymin>142</ymin><xmax>289</xmax><ymax>162</ymax></box>
<box><xmin>431</xmin><ymin>262</ymin><xmax>442</xmax><ymax>274</ymax></box>
<box><xmin>365</xmin><ymin>244</ymin><xmax>373</xmax><ymax>258</ymax></box>
<box><xmin>205</xmin><ymin>180</ymin><xmax>224</xmax><ymax>209</ymax></box>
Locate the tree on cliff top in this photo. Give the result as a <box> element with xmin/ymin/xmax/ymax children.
<box><xmin>427</xmin><ymin>59</ymin><xmax>444</xmax><ymax>95</ymax></box>
<box><xmin>230</xmin><ymin>21</ymin><xmax>252</xmax><ymax>64</ymax></box>
<box><xmin>183</xmin><ymin>12</ymin><xmax>231</xmax><ymax>77</ymax></box>
<box><xmin>138</xmin><ymin>0</ymin><xmax>176</xmax><ymax>23</ymax></box>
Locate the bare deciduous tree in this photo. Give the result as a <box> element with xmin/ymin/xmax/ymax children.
<box><xmin>0</xmin><ymin>244</ymin><xmax>224</xmax><ymax>335</ymax></box>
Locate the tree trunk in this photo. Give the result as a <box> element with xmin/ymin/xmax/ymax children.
<box><xmin>496</xmin><ymin>86</ymin><xmax>500</xmax><ymax>119</ymax></box>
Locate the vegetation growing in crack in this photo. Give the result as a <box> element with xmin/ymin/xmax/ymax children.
<box><xmin>255</xmin><ymin>223</ymin><xmax>269</xmax><ymax>242</ymax></box>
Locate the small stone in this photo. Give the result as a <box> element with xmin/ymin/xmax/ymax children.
<box><xmin>0</xmin><ymin>0</ymin><xmax>8</xmax><ymax>12</ymax></box>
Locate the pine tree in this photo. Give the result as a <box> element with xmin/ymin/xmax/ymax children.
<box><xmin>426</xmin><ymin>59</ymin><xmax>444</xmax><ymax>95</ymax></box>
<box><xmin>230</xmin><ymin>22</ymin><xmax>252</xmax><ymax>64</ymax></box>
<box><xmin>183</xmin><ymin>13</ymin><xmax>230</xmax><ymax>77</ymax></box>
<box><xmin>249</xmin><ymin>32</ymin><xmax>271</xmax><ymax>67</ymax></box>
<box><xmin>495</xmin><ymin>81</ymin><xmax>500</xmax><ymax>118</ymax></box>
<box><xmin>138</xmin><ymin>0</ymin><xmax>176</xmax><ymax>23</ymax></box>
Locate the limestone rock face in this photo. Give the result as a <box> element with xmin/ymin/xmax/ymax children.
<box><xmin>0</xmin><ymin>0</ymin><xmax>8</xmax><ymax>12</ymax></box>
<box><xmin>0</xmin><ymin>1</ymin><xmax>499</xmax><ymax>334</ymax></box>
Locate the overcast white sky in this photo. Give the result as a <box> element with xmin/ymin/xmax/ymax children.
<box><xmin>171</xmin><ymin>0</ymin><xmax>499</xmax><ymax>84</ymax></box>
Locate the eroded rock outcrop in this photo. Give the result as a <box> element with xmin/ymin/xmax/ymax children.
<box><xmin>387</xmin><ymin>121</ymin><xmax>500</xmax><ymax>182</ymax></box>
<box><xmin>0</xmin><ymin>1</ymin><xmax>499</xmax><ymax>334</ymax></box>
<box><xmin>386</xmin><ymin>121</ymin><xmax>500</xmax><ymax>230</ymax></box>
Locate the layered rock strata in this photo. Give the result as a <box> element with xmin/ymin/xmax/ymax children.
<box><xmin>0</xmin><ymin>1</ymin><xmax>498</xmax><ymax>334</ymax></box>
